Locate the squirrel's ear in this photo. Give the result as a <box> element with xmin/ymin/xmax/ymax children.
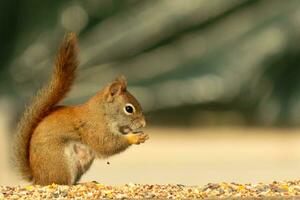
<box><xmin>115</xmin><ymin>75</ymin><xmax>127</xmax><ymax>90</ymax></box>
<box><xmin>106</xmin><ymin>82</ymin><xmax>122</xmax><ymax>102</ymax></box>
<box><xmin>105</xmin><ymin>75</ymin><xmax>127</xmax><ymax>102</ymax></box>
<box><xmin>105</xmin><ymin>77</ymin><xmax>127</xmax><ymax>102</ymax></box>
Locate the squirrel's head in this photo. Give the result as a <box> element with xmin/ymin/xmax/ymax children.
<box><xmin>99</xmin><ymin>76</ymin><xmax>146</xmax><ymax>135</ymax></box>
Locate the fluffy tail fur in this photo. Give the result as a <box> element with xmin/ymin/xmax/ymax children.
<box><xmin>13</xmin><ymin>33</ymin><xmax>78</xmax><ymax>181</ymax></box>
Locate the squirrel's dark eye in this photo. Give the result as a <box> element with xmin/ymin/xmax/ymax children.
<box><xmin>124</xmin><ymin>103</ymin><xmax>135</xmax><ymax>115</ymax></box>
<box><xmin>126</xmin><ymin>106</ymin><xmax>133</xmax><ymax>113</ymax></box>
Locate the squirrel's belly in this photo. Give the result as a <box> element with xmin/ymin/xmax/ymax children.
<box><xmin>64</xmin><ymin>141</ymin><xmax>95</xmax><ymax>184</ymax></box>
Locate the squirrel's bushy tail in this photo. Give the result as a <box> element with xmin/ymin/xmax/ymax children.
<box><xmin>13</xmin><ymin>33</ymin><xmax>78</xmax><ymax>181</ymax></box>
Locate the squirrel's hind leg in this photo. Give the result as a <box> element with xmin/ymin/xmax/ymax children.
<box><xmin>30</xmin><ymin>137</ymin><xmax>95</xmax><ymax>185</ymax></box>
<box><xmin>30</xmin><ymin>139</ymin><xmax>74</xmax><ymax>185</ymax></box>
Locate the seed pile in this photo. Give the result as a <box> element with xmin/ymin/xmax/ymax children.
<box><xmin>1</xmin><ymin>180</ymin><xmax>300</xmax><ymax>199</ymax></box>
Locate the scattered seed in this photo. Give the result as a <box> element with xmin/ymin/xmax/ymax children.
<box><xmin>2</xmin><ymin>180</ymin><xmax>300</xmax><ymax>199</ymax></box>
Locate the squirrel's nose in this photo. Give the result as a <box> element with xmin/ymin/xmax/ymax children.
<box><xmin>140</xmin><ymin>117</ymin><xmax>146</xmax><ymax>128</ymax></box>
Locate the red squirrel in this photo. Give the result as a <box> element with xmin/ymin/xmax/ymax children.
<box><xmin>13</xmin><ymin>33</ymin><xmax>148</xmax><ymax>185</ymax></box>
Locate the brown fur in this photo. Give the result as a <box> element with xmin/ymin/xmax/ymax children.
<box><xmin>13</xmin><ymin>33</ymin><xmax>147</xmax><ymax>185</ymax></box>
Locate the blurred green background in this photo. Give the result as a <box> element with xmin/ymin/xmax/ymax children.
<box><xmin>2</xmin><ymin>0</ymin><xmax>300</xmax><ymax>186</ymax></box>
<box><xmin>1</xmin><ymin>0</ymin><xmax>300</xmax><ymax>127</ymax></box>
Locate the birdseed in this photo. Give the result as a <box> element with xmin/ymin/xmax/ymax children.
<box><xmin>1</xmin><ymin>180</ymin><xmax>300</xmax><ymax>199</ymax></box>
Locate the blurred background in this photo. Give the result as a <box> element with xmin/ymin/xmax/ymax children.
<box><xmin>1</xmin><ymin>0</ymin><xmax>300</xmax><ymax>186</ymax></box>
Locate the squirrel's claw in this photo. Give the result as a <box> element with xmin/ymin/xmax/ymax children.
<box><xmin>124</xmin><ymin>133</ymin><xmax>149</xmax><ymax>145</ymax></box>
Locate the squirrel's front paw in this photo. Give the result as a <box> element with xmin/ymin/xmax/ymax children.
<box><xmin>124</xmin><ymin>133</ymin><xmax>149</xmax><ymax>145</ymax></box>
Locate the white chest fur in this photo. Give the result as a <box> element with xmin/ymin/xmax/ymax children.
<box><xmin>64</xmin><ymin>141</ymin><xmax>95</xmax><ymax>184</ymax></box>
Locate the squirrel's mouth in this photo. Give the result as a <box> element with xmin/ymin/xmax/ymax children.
<box><xmin>119</xmin><ymin>126</ymin><xmax>143</xmax><ymax>135</ymax></box>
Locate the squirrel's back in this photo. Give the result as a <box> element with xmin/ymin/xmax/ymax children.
<box><xmin>13</xmin><ymin>33</ymin><xmax>78</xmax><ymax>181</ymax></box>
